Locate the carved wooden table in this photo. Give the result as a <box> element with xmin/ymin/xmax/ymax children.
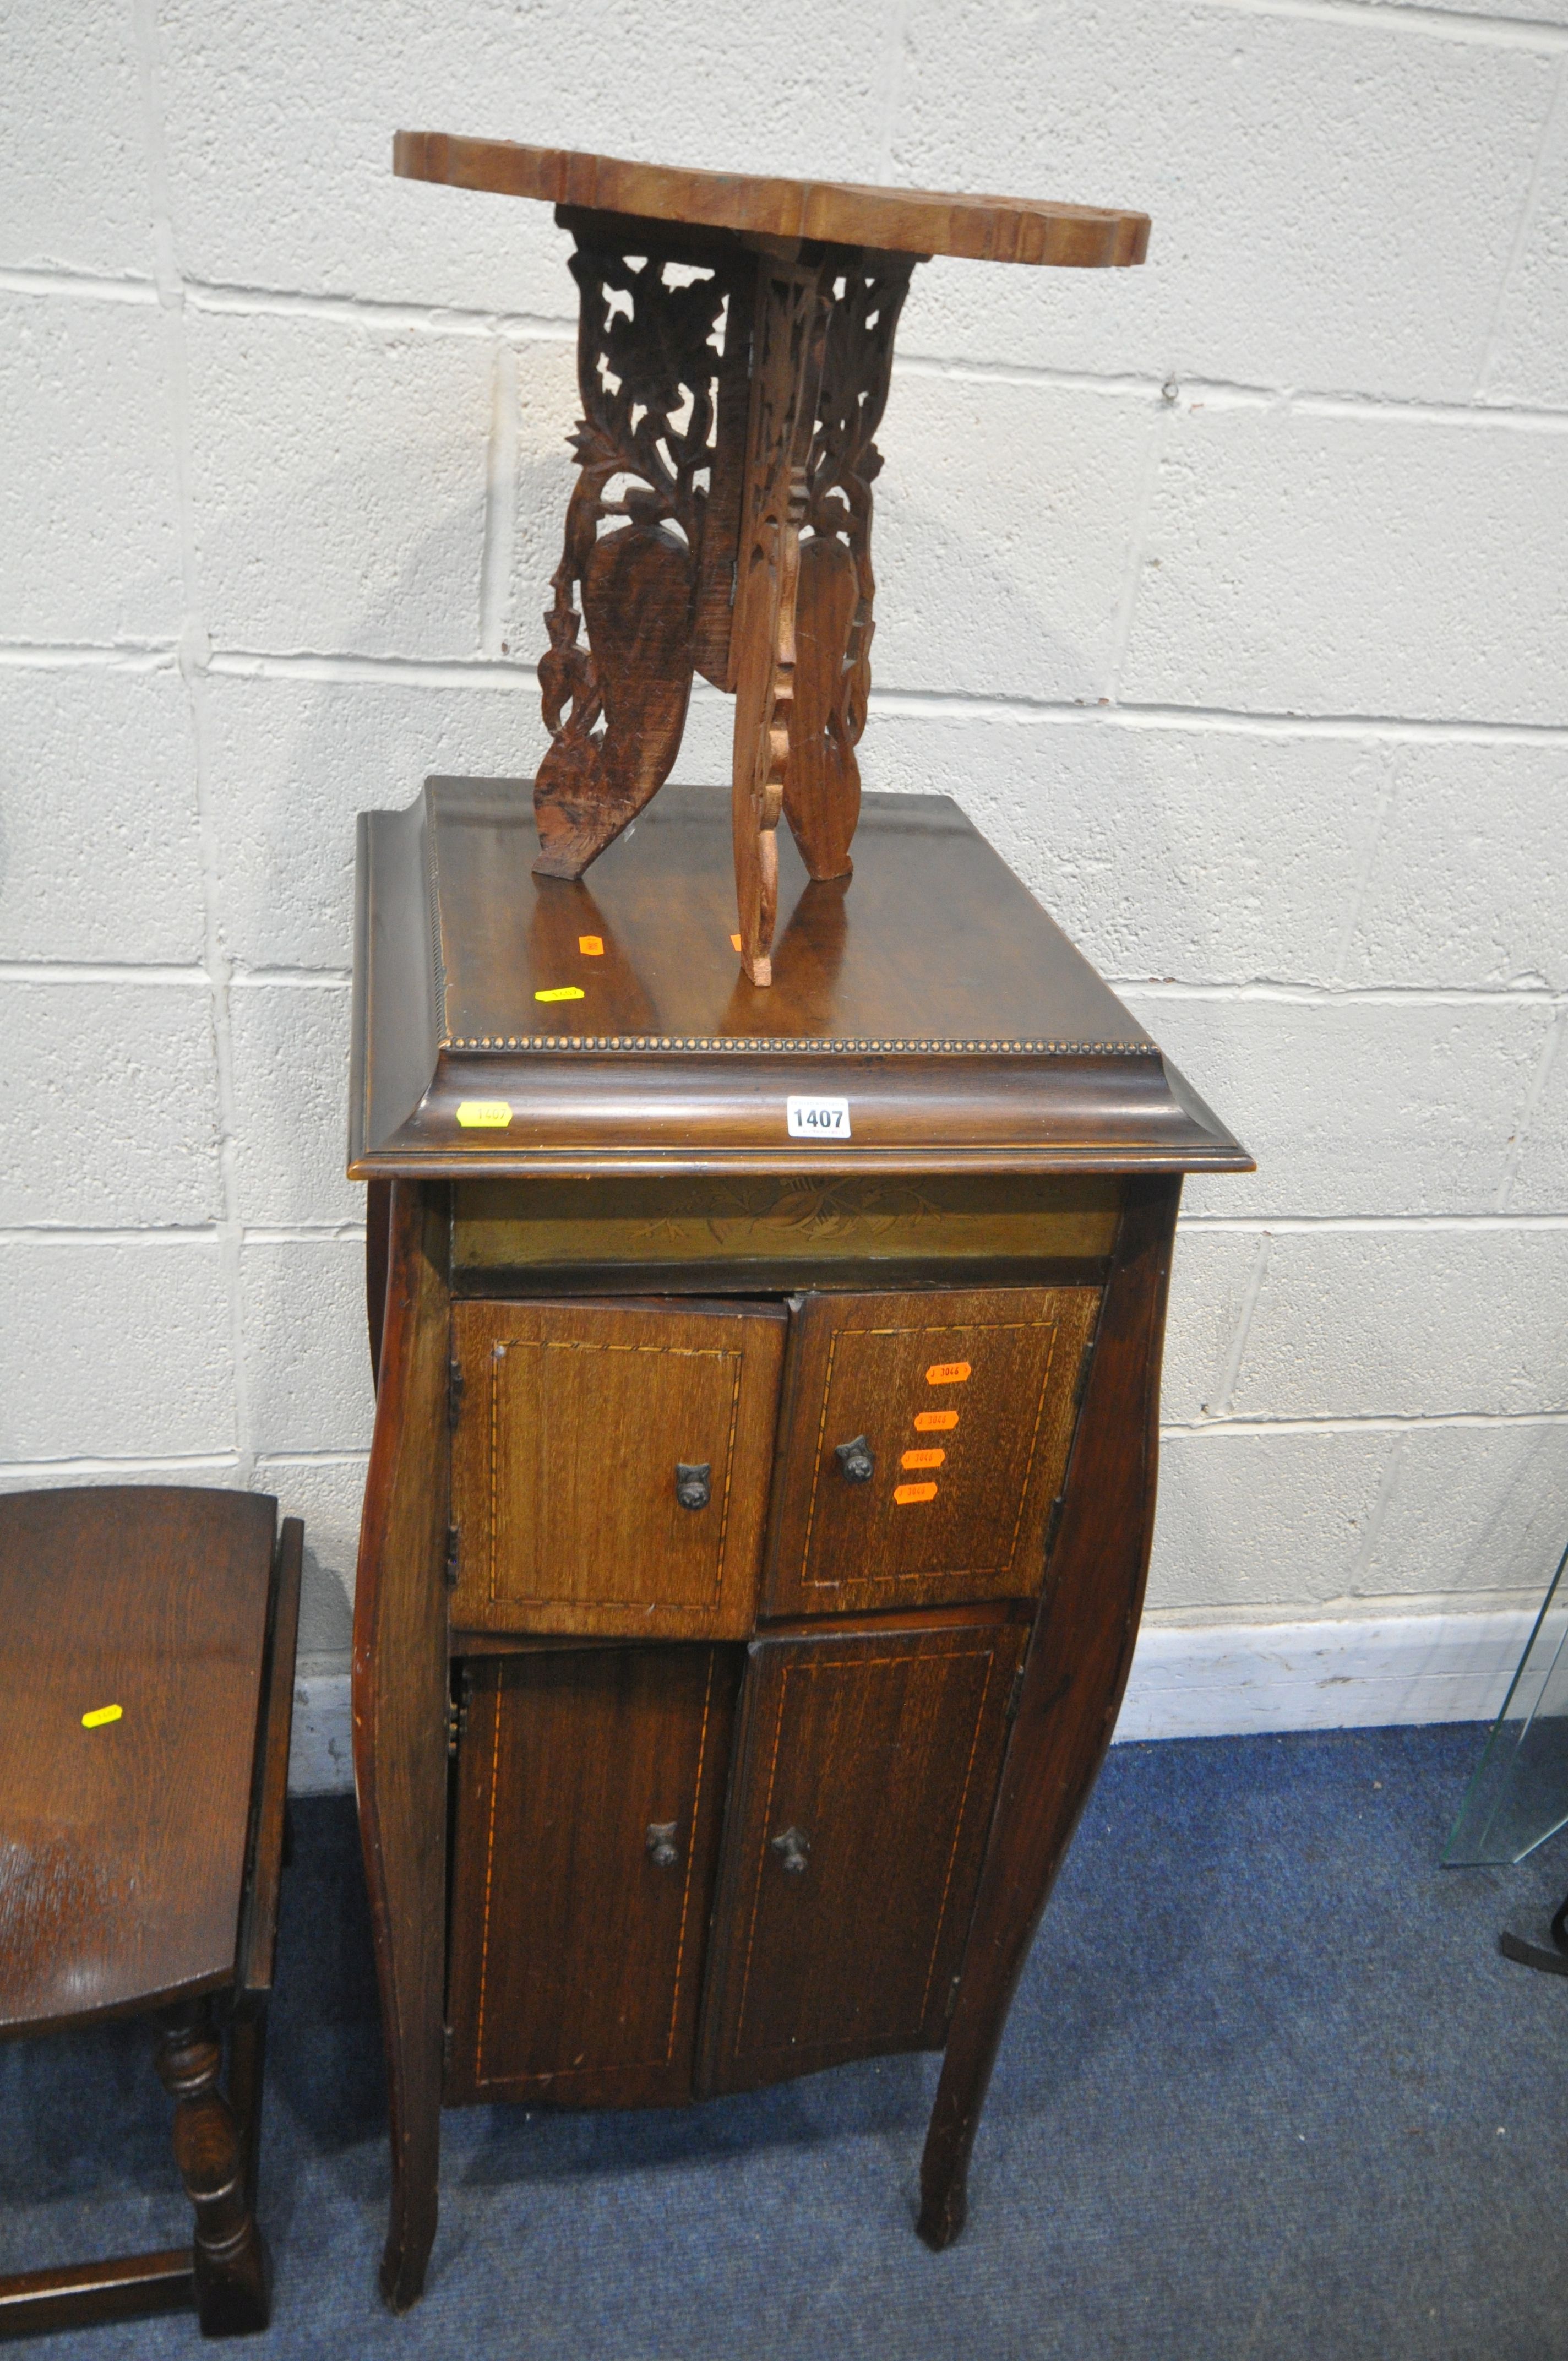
<box><xmin>0</xmin><ymin>1488</ymin><xmax>301</xmax><ymax>2340</ymax></box>
<box><xmin>393</xmin><ymin>135</ymin><xmax>1148</xmax><ymax>981</ymax></box>
<box><xmin>350</xmin><ymin>781</ymin><xmax>1248</xmax><ymax>2311</ymax></box>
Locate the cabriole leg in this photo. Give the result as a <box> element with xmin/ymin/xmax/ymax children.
<box><xmin>352</xmin><ymin>1182</ymin><xmax>453</xmax><ymax>2311</ymax></box>
<box><xmin>917</xmin><ymin>1178</ymin><xmax>1182</xmax><ymax>2248</ymax></box>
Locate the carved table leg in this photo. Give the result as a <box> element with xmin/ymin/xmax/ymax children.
<box><xmin>353</xmin><ymin>1180</ymin><xmax>452</xmax><ymax>2311</ymax></box>
<box><xmin>918</xmin><ymin>1176</ymin><xmax>1182</xmax><ymax>2248</ymax></box>
<box><xmin>786</xmin><ymin>253</ymin><xmax>914</xmax><ymax>883</ymax></box>
<box><xmin>533</xmin><ymin>235</ymin><xmax>742</xmax><ymax>880</ymax></box>
<box><xmin>729</xmin><ymin>247</ymin><xmax>828</xmax><ymax>985</ymax></box>
<box><xmin>154</xmin><ymin>2002</ymin><xmax>269</xmax><ymax>2337</ymax></box>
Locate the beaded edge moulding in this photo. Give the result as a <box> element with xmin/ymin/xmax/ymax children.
<box><xmin>442</xmin><ymin>1036</ymin><xmax>1159</xmax><ymax>1055</ymax></box>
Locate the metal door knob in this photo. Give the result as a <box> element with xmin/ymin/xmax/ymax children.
<box><xmin>646</xmin><ymin>1821</ymin><xmax>681</xmax><ymax>1869</ymax></box>
<box><xmin>835</xmin><ymin>1435</ymin><xmax>875</xmax><ymax>1483</ymax></box>
<box><xmin>770</xmin><ymin>1826</ymin><xmax>810</xmax><ymax>1876</ymax></box>
<box><xmin>675</xmin><ymin>1462</ymin><xmax>711</xmax><ymax>1510</ymax></box>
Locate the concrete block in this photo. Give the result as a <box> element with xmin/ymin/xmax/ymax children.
<box><xmin>1117</xmin><ymin>993</ymin><xmax>1553</xmax><ymax>1220</ymax></box>
<box><xmin>1486</xmin><ymin>72</ymin><xmax>1568</xmax><ymax>407</ymax></box>
<box><xmin>1120</xmin><ymin>402</ymin><xmax>1568</xmax><ymax>725</ymax></box>
<box><xmin>1161</xmin><ymin>1226</ymin><xmax>1266</xmax><ymax>1425</ymax></box>
<box><xmin>1147</xmin><ymin>1426</ymin><xmax>1393</xmax><ymax>1616</ymax></box>
<box><xmin>1507</xmin><ymin>1014</ymin><xmax>1568</xmax><ymax>1215</ymax></box>
<box><xmin>1340</xmin><ymin>740</ymin><xmax>1568</xmax><ymax>992</ymax></box>
<box><xmin>0</xmin><ymin>1239</ymin><xmax>235</xmax><ymax>1460</ymax></box>
<box><xmin>859</xmin><ymin>708</ymin><xmax>1387</xmax><ymax>988</ymax></box>
<box><xmin>0</xmin><ymin>3</ymin><xmax>153</xmax><ymax>278</ymax></box>
<box><xmin>892</xmin><ymin>0</ymin><xmax>1555</xmax><ymax>401</ymax></box>
<box><xmin>0</xmin><ymin>666</ymin><xmax>202</xmax><ymax>963</ymax></box>
<box><xmin>157</xmin><ymin>0</ymin><xmax>892</xmax><ymax>312</ymax></box>
<box><xmin>507</xmin><ymin>339</ymin><xmax>596</xmax><ymax>662</ymax></box>
<box><xmin>252</xmin><ymin>1452</ymin><xmax>366</xmax><ymax>1661</ymax></box>
<box><xmin>0</xmin><ymin>1449</ymin><xmax>361</xmax><ymax>1698</ymax></box>
<box><xmin>873</xmin><ymin>373</ymin><xmax>1156</xmax><ymax>702</ymax></box>
<box><xmin>0</xmin><ymin>297</ymin><xmax>182</xmax><ymax>644</ymax></box>
<box><xmin>228</xmin><ymin>982</ymin><xmax>357</xmax><ymax>1227</ymax></box>
<box><xmin>241</xmin><ymin>1237</ymin><xmax>374</xmax><ymax>1456</ymax></box>
<box><xmin>1230</xmin><ymin>1228</ymin><xmax>1568</xmax><ymax>1421</ymax></box>
<box><xmin>1406</xmin><ymin>0</ymin><xmax>1568</xmax><ymax>17</ymax></box>
<box><xmin>185</xmin><ymin>311</ymin><xmax>492</xmax><ymax>657</ymax></box>
<box><xmin>1360</xmin><ymin>1421</ymin><xmax>1568</xmax><ymax>1612</ymax></box>
<box><xmin>288</xmin><ymin>1674</ymin><xmax>353</xmax><ymax>1794</ymax></box>
<box><xmin>0</xmin><ymin>980</ymin><xmax>221</xmax><ymax>1226</ymax></box>
<box><xmin>204</xmin><ymin>673</ymin><xmax>541</xmax><ymax>970</ymax></box>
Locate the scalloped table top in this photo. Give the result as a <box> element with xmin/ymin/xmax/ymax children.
<box><xmin>393</xmin><ymin>132</ymin><xmax>1150</xmax><ymax>269</ymax></box>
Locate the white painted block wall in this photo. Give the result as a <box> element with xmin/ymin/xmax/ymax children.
<box><xmin>3</xmin><ymin>0</ymin><xmax>1566</xmax><ymax>1783</ymax></box>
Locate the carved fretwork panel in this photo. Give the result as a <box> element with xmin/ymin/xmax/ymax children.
<box><xmin>785</xmin><ymin>254</ymin><xmax>916</xmax><ymax>884</ymax></box>
<box><xmin>535</xmin><ymin>241</ymin><xmax>745</xmax><ymax>880</ymax></box>
<box><xmin>728</xmin><ymin>255</ymin><xmax>828</xmax><ymax>987</ymax></box>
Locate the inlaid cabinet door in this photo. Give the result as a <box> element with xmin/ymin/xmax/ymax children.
<box><xmin>445</xmin><ymin>1645</ymin><xmax>739</xmax><ymax>2109</ymax></box>
<box><xmin>450</xmin><ymin>1297</ymin><xmax>786</xmax><ymax>1638</ymax></box>
<box><xmin>697</xmin><ymin>1618</ymin><xmax>1027</xmax><ymax>2095</ymax></box>
<box><xmin>764</xmin><ymin>1286</ymin><xmax>1100</xmax><ymax>1617</ymax></box>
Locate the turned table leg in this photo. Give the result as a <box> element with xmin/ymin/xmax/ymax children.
<box><xmin>154</xmin><ymin>2002</ymin><xmax>269</xmax><ymax>2337</ymax></box>
<box><xmin>352</xmin><ymin>1180</ymin><xmax>452</xmax><ymax>2311</ymax></box>
<box><xmin>918</xmin><ymin>1178</ymin><xmax>1182</xmax><ymax>2247</ymax></box>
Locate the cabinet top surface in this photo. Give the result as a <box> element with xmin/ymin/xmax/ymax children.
<box><xmin>393</xmin><ymin>133</ymin><xmax>1150</xmax><ymax>270</ymax></box>
<box><xmin>350</xmin><ymin>781</ymin><xmax>1249</xmax><ymax>1180</ymax></box>
<box><xmin>435</xmin><ymin>782</ymin><xmax>1148</xmax><ymax>1055</ymax></box>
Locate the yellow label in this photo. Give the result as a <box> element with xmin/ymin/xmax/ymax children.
<box><xmin>901</xmin><ymin>1448</ymin><xmax>945</xmax><ymax>1470</ymax></box>
<box><xmin>730</xmin><ymin>933</ymin><xmax>742</xmax><ymax>952</ymax></box>
<box><xmin>925</xmin><ymin>1361</ymin><xmax>972</xmax><ymax>1386</ymax></box>
<box><xmin>81</xmin><ymin>1704</ymin><xmax>122</xmax><ymax>1729</ymax></box>
<box><xmin>535</xmin><ymin>986</ymin><xmax>585</xmax><ymax>1003</ymax></box>
<box><xmin>914</xmin><ymin>1409</ymin><xmax>959</xmax><ymax>1432</ymax></box>
<box><xmin>456</xmin><ymin>1101</ymin><xmax>513</xmax><ymax>1129</ymax></box>
<box><xmin>894</xmin><ymin>1481</ymin><xmax>938</xmax><ymax>1506</ymax></box>
<box><xmin>578</xmin><ymin>935</ymin><xmax>604</xmax><ymax>956</ymax></box>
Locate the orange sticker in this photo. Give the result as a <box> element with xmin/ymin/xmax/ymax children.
<box><xmin>578</xmin><ymin>934</ymin><xmax>604</xmax><ymax>956</ymax></box>
<box><xmin>730</xmin><ymin>933</ymin><xmax>742</xmax><ymax>952</ymax></box>
<box><xmin>914</xmin><ymin>1408</ymin><xmax>959</xmax><ymax>1432</ymax></box>
<box><xmin>894</xmin><ymin>1481</ymin><xmax>938</xmax><ymax>1505</ymax></box>
<box><xmin>925</xmin><ymin>1361</ymin><xmax>971</xmax><ymax>1386</ymax></box>
<box><xmin>901</xmin><ymin>1448</ymin><xmax>945</xmax><ymax>1470</ymax></box>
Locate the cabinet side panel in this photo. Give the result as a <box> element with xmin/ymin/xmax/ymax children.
<box><xmin>918</xmin><ymin>1175</ymin><xmax>1181</xmax><ymax>2248</ymax></box>
<box><xmin>351</xmin><ymin>1181</ymin><xmax>451</xmax><ymax>2311</ymax></box>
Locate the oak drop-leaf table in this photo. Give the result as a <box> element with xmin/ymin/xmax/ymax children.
<box><xmin>0</xmin><ymin>1488</ymin><xmax>302</xmax><ymax>2341</ymax></box>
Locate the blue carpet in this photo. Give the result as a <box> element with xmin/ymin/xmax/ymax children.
<box><xmin>4</xmin><ymin>1724</ymin><xmax>1567</xmax><ymax>2360</ymax></box>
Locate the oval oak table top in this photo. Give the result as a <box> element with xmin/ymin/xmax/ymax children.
<box><xmin>393</xmin><ymin>132</ymin><xmax>1151</xmax><ymax>269</ymax></box>
<box><xmin>0</xmin><ymin>1487</ymin><xmax>278</xmax><ymax>2038</ymax></box>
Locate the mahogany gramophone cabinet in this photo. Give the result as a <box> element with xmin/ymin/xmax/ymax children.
<box><xmin>349</xmin><ymin>135</ymin><xmax>1249</xmax><ymax>2312</ymax></box>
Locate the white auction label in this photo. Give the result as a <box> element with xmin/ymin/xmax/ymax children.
<box><xmin>786</xmin><ymin>1095</ymin><xmax>851</xmax><ymax>1140</ymax></box>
